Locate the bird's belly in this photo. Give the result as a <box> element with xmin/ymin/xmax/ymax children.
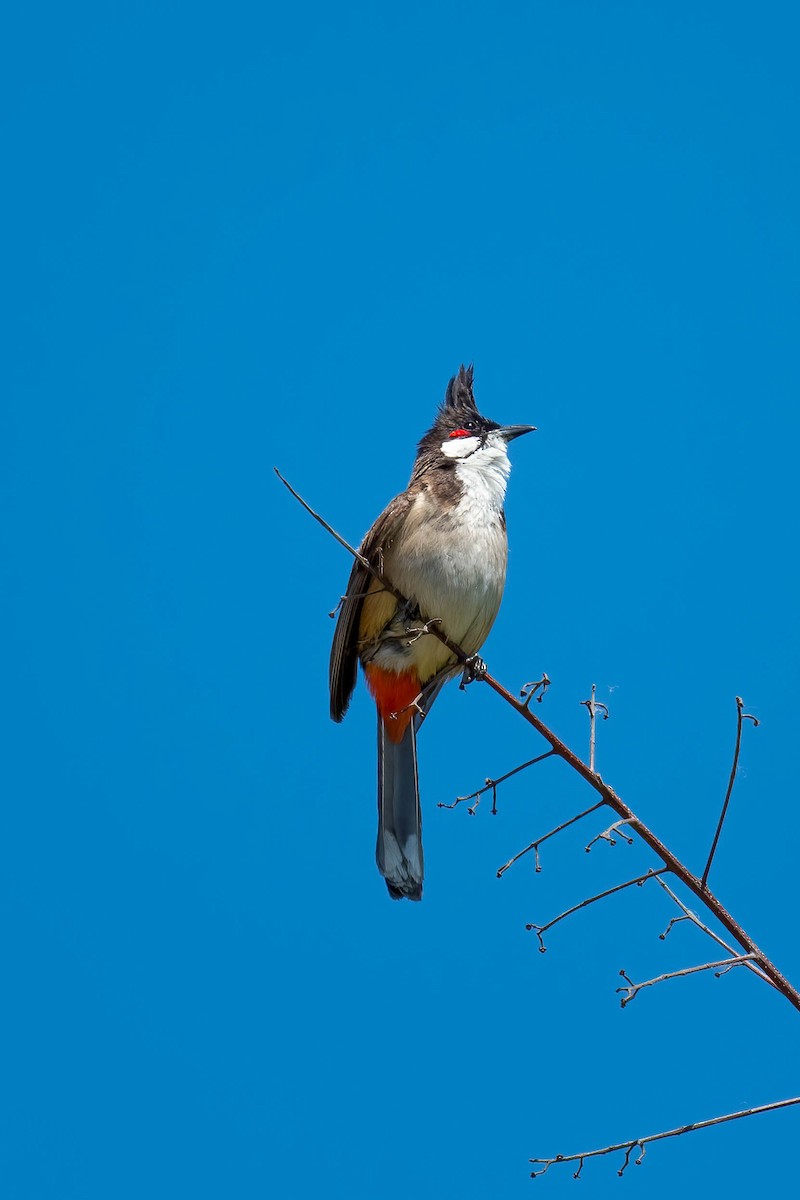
<box><xmin>377</xmin><ymin>508</ymin><xmax>508</xmax><ymax>681</ymax></box>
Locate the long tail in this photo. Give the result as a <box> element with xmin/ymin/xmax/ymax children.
<box><xmin>376</xmin><ymin>717</ymin><xmax>423</xmax><ymax>901</ymax></box>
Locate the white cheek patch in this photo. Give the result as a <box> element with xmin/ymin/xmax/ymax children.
<box><xmin>441</xmin><ymin>435</ymin><xmax>481</xmax><ymax>459</ymax></box>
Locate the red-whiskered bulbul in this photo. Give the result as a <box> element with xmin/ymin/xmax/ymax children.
<box><xmin>329</xmin><ymin>365</ymin><xmax>533</xmax><ymax>901</ymax></box>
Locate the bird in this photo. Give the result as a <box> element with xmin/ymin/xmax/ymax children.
<box><xmin>329</xmin><ymin>365</ymin><xmax>534</xmax><ymax>901</ymax></box>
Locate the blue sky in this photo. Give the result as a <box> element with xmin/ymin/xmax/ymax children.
<box><xmin>4</xmin><ymin>2</ymin><xmax>800</xmax><ymax>1196</ymax></box>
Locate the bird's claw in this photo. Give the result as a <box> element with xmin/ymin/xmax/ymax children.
<box><xmin>460</xmin><ymin>655</ymin><xmax>488</xmax><ymax>689</ymax></box>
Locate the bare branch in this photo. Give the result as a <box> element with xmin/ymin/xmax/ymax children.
<box><xmin>496</xmin><ymin>801</ymin><xmax>605</xmax><ymax>876</ymax></box>
<box><xmin>616</xmin><ymin>955</ymin><xmax>757</xmax><ymax>1008</ymax></box>
<box><xmin>328</xmin><ymin>587</ymin><xmax>392</xmax><ymax>618</ymax></box>
<box><xmin>477</xmin><ymin>671</ymin><xmax>800</xmax><ymax>1013</ymax></box>
<box><xmin>388</xmin><ymin>694</ymin><xmax>425</xmax><ymax>724</ymax></box>
<box><xmin>702</xmin><ymin>695</ymin><xmax>760</xmax><ymax>889</ymax></box>
<box><xmin>276</xmin><ymin>469</ymin><xmax>376</xmax><ymax>578</ymax></box>
<box><xmin>278</xmin><ymin>473</ymin><xmax>800</xmax><ymax>1011</ymax></box>
<box><xmin>438</xmin><ymin>750</ymin><xmax>557</xmax><ymax>815</ymax></box>
<box><xmin>654</xmin><ymin>875</ymin><xmax>777</xmax><ymax>991</ymax></box>
<box><xmin>529</xmin><ymin>1096</ymin><xmax>800</xmax><ymax>1178</ymax></box>
<box><xmin>526</xmin><ymin>868</ymin><xmax>668</xmax><ymax>952</ymax></box>
<box><xmin>275</xmin><ymin>468</ymin><xmax>471</xmax><ymax>667</ymax></box>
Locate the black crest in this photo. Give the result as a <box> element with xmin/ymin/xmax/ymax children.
<box><xmin>442</xmin><ymin>363</ymin><xmax>478</xmax><ymax>422</ymax></box>
<box><xmin>415</xmin><ymin>364</ymin><xmax>497</xmax><ymax>463</ymax></box>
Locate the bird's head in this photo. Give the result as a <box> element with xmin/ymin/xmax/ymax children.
<box><xmin>416</xmin><ymin>365</ymin><xmax>535</xmax><ymax>467</ymax></box>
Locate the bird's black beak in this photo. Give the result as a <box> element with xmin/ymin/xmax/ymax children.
<box><xmin>498</xmin><ymin>424</ymin><xmax>536</xmax><ymax>442</ymax></box>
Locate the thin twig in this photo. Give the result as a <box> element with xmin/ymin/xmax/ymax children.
<box><xmin>496</xmin><ymin>801</ymin><xmax>605</xmax><ymax>876</ymax></box>
<box><xmin>328</xmin><ymin>587</ymin><xmax>391</xmax><ymax>618</ymax></box>
<box><xmin>275</xmin><ymin>469</ymin><xmax>375</xmax><ymax>577</ymax></box>
<box><xmin>585</xmin><ymin>818</ymin><xmax>635</xmax><ymax>852</ymax></box>
<box><xmin>529</xmin><ymin>1096</ymin><xmax>800</xmax><ymax>1178</ymax></box>
<box><xmin>616</xmin><ymin>955</ymin><xmax>756</xmax><ymax>1007</ymax></box>
<box><xmin>660</xmin><ymin>915</ymin><xmax>692</xmax><ymax>938</ymax></box>
<box><xmin>438</xmin><ymin>750</ymin><xmax>557</xmax><ymax>815</ymax></box>
<box><xmin>520</xmin><ymin>674</ymin><xmax>551</xmax><ymax>708</ymax></box>
<box><xmin>580</xmin><ymin>683</ymin><xmax>609</xmax><ymax>772</ymax></box>
<box><xmin>702</xmin><ymin>695</ymin><xmax>760</xmax><ymax>889</ymax></box>
<box><xmin>654</xmin><ymin>875</ymin><xmax>776</xmax><ymax>991</ymax></box>
<box><xmin>274</xmin><ymin>468</ymin><xmax>470</xmax><ymax>666</ymax></box>
<box><xmin>526</xmin><ymin>868</ymin><xmax>668</xmax><ymax>952</ymax></box>
<box><xmin>477</xmin><ymin>671</ymin><xmax>800</xmax><ymax>1012</ymax></box>
<box><xmin>405</xmin><ymin>618</ymin><xmax>443</xmax><ymax>645</ymax></box>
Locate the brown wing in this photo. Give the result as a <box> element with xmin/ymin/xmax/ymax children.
<box><xmin>328</xmin><ymin>491</ymin><xmax>412</xmax><ymax>722</ymax></box>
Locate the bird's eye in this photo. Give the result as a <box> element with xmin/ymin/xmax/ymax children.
<box><xmin>448</xmin><ymin>422</ymin><xmax>476</xmax><ymax>439</ymax></box>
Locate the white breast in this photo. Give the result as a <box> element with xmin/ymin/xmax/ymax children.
<box><xmin>376</xmin><ymin>435</ymin><xmax>512</xmax><ymax>680</ymax></box>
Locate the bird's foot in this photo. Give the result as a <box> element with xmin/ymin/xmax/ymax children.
<box><xmin>460</xmin><ymin>655</ymin><xmax>488</xmax><ymax>689</ymax></box>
